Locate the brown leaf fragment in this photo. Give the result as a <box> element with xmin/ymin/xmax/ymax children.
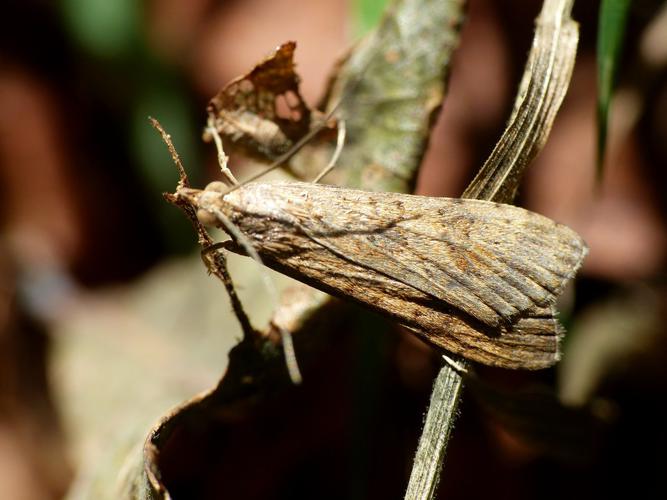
<box><xmin>205</xmin><ymin>41</ymin><xmax>334</xmax><ymax>162</ymax></box>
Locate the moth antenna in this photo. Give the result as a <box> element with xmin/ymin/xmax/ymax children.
<box><xmin>210</xmin><ymin>207</ymin><xmax>303</xmax><ymax>384</ymax></box>
<box><xmin>149</xmin><ymin>117</ymin><xmax>190</xmax><ymax>189</ymax></box>
<box><xmin>312</xmin><ymin>119</ymin><xmax>346</xmax><ymax>183</ymax></box>
<box><xmin>205</xmin><ymin>117</ymin><xmax>238</xmax><ymax>187</ymax></box>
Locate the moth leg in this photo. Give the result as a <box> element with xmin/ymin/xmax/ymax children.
<box><xmin>201</xmin><ymin>240</ymin><xmax>303</xmax><ymax>384</ymax></box>
<box><xmin>200</xmin><ymin>241</ymin><xmax>237</xmax><ymax>272</ymax></box>
<box><xmin>442</xmin><ymin>354</ymin><xmax>469</xmax><ymax>376</ymax></box>
<box><xmin>205</xmin><ymin>116</ymin><xmax>238</xmax><ymax>186</ymax></box>
<box><xmin>313</xmin><ymin>119</ymin><xmax>346</xmax><ymax>183</ymax></box>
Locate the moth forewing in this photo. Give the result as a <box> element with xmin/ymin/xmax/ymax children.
<box><xmin>181</xmin><ymin>180</ymin><xmax>587</xmax><ymax>370</ymax></box>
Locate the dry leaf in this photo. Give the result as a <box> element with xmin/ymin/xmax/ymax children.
<box><xmin>205</xmin><ymin>41</ymin><xmax>334</xmax><ymax>162</ymax></box>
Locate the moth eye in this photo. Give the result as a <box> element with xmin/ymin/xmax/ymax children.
<box><xmin>198</xmin><ymin>190</ymin><xmax>224</xmax><ymax>208</ymax></box>
<box><xmin>205</xmin><ymin>181</ymin><xmax>227</xmax><ymax>193</ymax></box>
<box><xmin>196</xmin><ymin>208</ymin><xmax>218</xmax><ymax>226</ymax></box>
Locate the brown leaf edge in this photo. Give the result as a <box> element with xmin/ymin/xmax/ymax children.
<box><xmin>120</xmin><ymin>298</ymin><xmax>344</xmax><ymax>499</ymax></box>
<box><xmin>205</xmin><ymin>41</ymin><xmax>335</xmax><ymax>163</ymax></box>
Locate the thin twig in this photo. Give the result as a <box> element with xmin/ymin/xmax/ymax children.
<box><xmin>404</xmin><ymin>365</ymin><xmax>465</xmax><ymax>499</ymax></box>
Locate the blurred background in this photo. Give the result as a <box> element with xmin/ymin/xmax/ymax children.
<box><xmin>1</xmin><ymin>0</ymin><xmax>667</xmax><ymax>498</ymax></box>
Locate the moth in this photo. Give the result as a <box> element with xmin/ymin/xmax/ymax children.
<box><xmin>177</xmin><ymin>180</ymin><xmax>587</xmax><ymax>370</ymax></box>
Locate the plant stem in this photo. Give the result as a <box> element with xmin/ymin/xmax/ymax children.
<box><xmin>404</xmin><ymin>362</ymin><xmax>465</xmax><ymax>499</ymax></box>
<box><xmin>404</xmin><ymin>1</ymin><xmax>578</xmax><ymax>498</ymax></box>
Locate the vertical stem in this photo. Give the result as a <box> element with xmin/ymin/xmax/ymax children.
<box><xmin>404</xmin><ymin>363</ymin><xmax>465</xmax><ymax>499</ymax></box>
<box><xmin>405</xmin><ymin>1</ymin><xmax>577</xmax><ymax>498</ymax></box>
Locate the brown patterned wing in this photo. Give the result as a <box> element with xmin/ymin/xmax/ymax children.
<box><xmin>257</xmin><ymin>182</ymin><xmax>587</xmax><ymax>329</ymax></box>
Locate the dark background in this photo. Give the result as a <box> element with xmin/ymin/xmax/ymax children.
<box><xmin>1</xmin><ymin>1</ymin><xmax>666</xmax><ymax>498</ymax></box>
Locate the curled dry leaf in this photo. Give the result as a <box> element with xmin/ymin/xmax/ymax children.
<box><xmin>205</xmin><ymin>41</ymin><xmax>335</xmax><ymax>162</ymax></box>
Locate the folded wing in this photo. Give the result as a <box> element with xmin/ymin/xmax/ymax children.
<box><xmin>284</xmin><ymin>184</ymin><xmax>587</xmax><ymax>328</ymax></box>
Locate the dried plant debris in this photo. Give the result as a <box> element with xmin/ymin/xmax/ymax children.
<box><xmin>558</xmin><ymin>286</ymin><xmax>667</xmax><ymax>407</ymax></box>
<box><xmin>178</xmin><ymin>180</ymin><xmax>587</xmax><ymax>370</ymax></box>
<box><xmin>321</xmin><ymin>0</ymin><xmax>464</xmax><ymax>192</ymax></box>
<box><xmin>205</xmin><ymin>41</ymin><xmax>335</xmax><ymax>162</ymax></box>
<box><xmin>463</xmin><ymin>0</ymin><xmax>579</xmax><ymax>203</ymax></box>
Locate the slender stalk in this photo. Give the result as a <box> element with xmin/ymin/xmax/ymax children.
<box><xmin>404</xmin><ymin>362</ymin><xmax>465</xmax><ymax>498</ymax></box>
<box><xmin>404</xmin><ymin>1</ymin><xmax>578</xmax><ymax>498</ymax></box>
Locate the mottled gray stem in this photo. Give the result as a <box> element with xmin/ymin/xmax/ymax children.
<box><xmin>404</xmin><ymin>362</ymin><xmax>465</xmax><ymax>499</ymax></box>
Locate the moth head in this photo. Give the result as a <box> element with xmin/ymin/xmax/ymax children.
<box><xmin>176</xmin><ymin>181</ymin><xmax>228</xmax><ymax>226</ymax></box>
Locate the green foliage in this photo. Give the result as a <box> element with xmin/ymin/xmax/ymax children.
<box><xmin>59</xmin><ymin>0</ymin><xmax>140</xmax><ymax>58</ymax></box>
<box><xmin>596</xmin><ymin>0</ymin><xmax>631</xmax><ymax>181</ymax></box>
<box><xmin>353</xmin><ymin>0</ymin><xmax>391</xmax><ymax>35</ymax></box>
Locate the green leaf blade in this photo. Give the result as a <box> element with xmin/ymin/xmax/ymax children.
<box><xmin>596</xmin><ymin>0</ymin><xmax>631</xmax><ymax>182</ymax></box>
